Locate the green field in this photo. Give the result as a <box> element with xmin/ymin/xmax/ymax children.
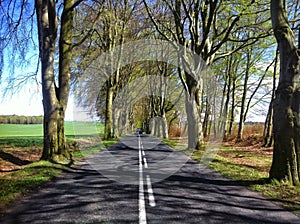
<box><xmin>0</xmin><ymin>122</ymin><xmax>104</xmax><ymax>147</ymax></box>
<box><xmin>0</xmin><ymin>122</ymin><xmax>114</xmax><ymax>213</ymax></box>
<box><xmin>0</xmin><ymin>122</ymin><xmax>103</xmax><ymax>137</ymax></box>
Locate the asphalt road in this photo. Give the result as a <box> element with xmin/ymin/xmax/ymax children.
<box><xmin>1</xmin><ymin>135</ymin><xmax>300</xmax><ymax>224</ymax></box>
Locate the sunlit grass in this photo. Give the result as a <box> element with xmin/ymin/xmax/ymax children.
<box><xmin>161</xmin><ymin>138</ymin><xmax>188</xmax><ymax>151</ymax></box>
<box><xmin>0</xmin><ymin>138</ymin><xmax>117</xmax><ymax>214</ymax></box>
<box><xmin>165</xmin><ymin>137</ymin><xmax>300</xmax><ymax>215</ymax></box>
<box><xmin>0</xmin><ymin>122</ymin><xmax>112</xmax><ymax>215</ymax></box>
<box><xmin>195</xmin><ymin>146</ymin><xmax>300</xmax><ymax>214</ymax></box>
<box><xmin>0</xmin><ymin>160</ymin><xmax>65</xmax><ymax>212</ymax></box>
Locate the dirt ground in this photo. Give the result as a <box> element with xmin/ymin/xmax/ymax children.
<box><xmin>0</xmin><ymin>146</ymin><xmax>42</xmax><ymax>176</ymax></box>
<box><xmin>0</xmin><ymin>138</ymin><xmax>97</xmax><ymax>177</ymax></box>
<box><xmin>223</xmin><ymin>135</ymin><xmax>273</xmax><ymax>157</ymax></box>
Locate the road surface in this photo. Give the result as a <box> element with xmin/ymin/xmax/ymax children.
<box><xmin>1</xmin><ymin>135</ymin><xmax>299</xmax><ymax>223</ymax></box>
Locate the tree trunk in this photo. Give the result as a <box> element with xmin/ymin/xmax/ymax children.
<box><xmin>36</xmin><ymin>0</ymin><xmax>74</xmax><ymax>161</ymax></box>
<box><xmin>228</xmin><ymin>76</ymin><xmax>236</xmax><ymax>136</ymax></box>
<box><xmin>269</xmin><ymin>0</ymin><xmax>300</xmax><ymax>185</ymax></box>
<box><xmin>203</xmin><ymin>98</ymin><xmax>211</xmax><ymax>138</ymax></box>
<box><xmin>36</xmin><ymin>0</ymin><xmax>60</xmax><ymax>160</ymax></box>
<box><xmin>264</xmin><ymin>49</ymin><xmax>278</xmax><ymax>147</ymax></box>
<box><xmin>104</xmin><ymin>81</ymin><xmax>114</xmax><ymax>139</ymax></box>
<box><xmin>57</xmin><ymin>0</ymin><xmax>74</xmax><ymax>158</ymax></box>
<box><xmin>185</xmin><ymin>90</ymin><xmax>203</xmax><ymax>150</ymax></box>
<box><xmin>263</xmin><ymin>100</ymin><xmax>274</xmax><ymax>147</ymax></box>
<box><xmin>161</xmin><ymin>113</ymin><xmax>169</xmax><ymax>139</ymax></box>
<box><xmin>218</xmin><ymin>72</ymin><xmax>228</xmax><ymax>137</ymax></box>
<box><xmin>237</xmin><ymin>51</ymin><xmax>251</xmax><ymax>141</ymax></box>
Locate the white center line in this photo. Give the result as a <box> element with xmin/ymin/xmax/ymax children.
<box><xmin>143</xmin><ymin>157</ymin><xmax>148</xmax><ymax>168</ymax></box>
<box><xmin>146</xmin><ymin>175</ymin><xmax>156</xmax><ymax>207</ymax></box>
<box><xmin>138</xmin><ymin>135</ymin><xmax>147</xmax><ymax>224</ymax></box>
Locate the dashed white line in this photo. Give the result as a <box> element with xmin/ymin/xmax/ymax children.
<box><xmin>138</xmin><ymin>135</ymin><xmax>157</xmax><ymax>223</ymax></box>
<box><xmin>146</xmin><ymin>175</ymin><xmax>156</xmax><ymax>207</ymax></box>
<box><xmin>138</xmin><ymin>135</ymin><xmax>147</xmax><ymax>224</ymax></box>
<box><xmin>143</xmin><ymin>157</ymin><xmax>148</xmax><ymax>168</ymax></box>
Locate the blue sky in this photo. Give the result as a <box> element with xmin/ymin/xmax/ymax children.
<box><xmin>0</xmin><ymin>81</ymin><xmax>75</xmax><ymax>121</ymax></box>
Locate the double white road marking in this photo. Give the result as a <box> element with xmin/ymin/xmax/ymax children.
<box><xmin>138</xmin><ymin>135</ymin><xmax>156</xmax><ymax>224</ymax></box>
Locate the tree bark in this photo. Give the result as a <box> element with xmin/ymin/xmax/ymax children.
<box><xmin>203</xmin><ymin>98</ymin><xmax>211</xmax><ymax>138</ymax></box>
<box><xmin>228</xmin><ymin>75</ymin><xmax>236</xmax><ymax>136</ymax></box>
<box><xmin>222</xmin><ymin>55</ymin><xmax>233</xmax><ymax>140</ymax></box>
<box><xmin>269</xmin><ymin>0</ymin><xmax>300</xmax><ymax>185</ymax></box>
<box><xmin>104</xmin><ymin>81</ymin><xmax>114</xmax><ymax>139</ymax></box>
<box><xmin>185</xmin><ymin>88</ymin><xmax>203</xmax><ymax>149</ymax></box>
<box><xmin>237</xmin><ymin>50</ymin><xmax>251</xmax><ymax>141</ymax></box>
<box><xmin>264</xmin><ymin>49</ymin><xmax>278</xmax><ymax>147</ymax></box>
<box><xmin>57</xmin><ymin>0</ymin><xmax>74</xmax><ymax>158</ymax></box>
<box><xmin>36</xmin><ymin>0</ymin><xmax>59</xmax><ymax>160</ymax></box>
<box><xmin>161</xmin><ymin>113</ymin><xmax>168</xmax><ymax>139</ymax></box>
<box><xmin>36</xmin><ymin>0</ymin><xmax>74</xmax><ymax>161</ymax></box>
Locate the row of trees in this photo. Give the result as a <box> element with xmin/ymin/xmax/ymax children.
<box><xmin>75</xmin><ymin>1</ymin><xmax>272</xmax><ymax>146</ymax></box>
<box><xmin>0</xmin><ymin>0</ymin><xmax>299</xmax><ymax>185</ymax></box>
<box><xmin>0</xmin><ymin>115</ymin><xmax>43</xmax><ymax>124</ymax></box>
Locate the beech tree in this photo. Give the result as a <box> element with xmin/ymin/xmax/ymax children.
<box><xmin>36</xmin><ymin>0</ymin><xmax>103</xmax><ymax>160</ymax></box>
<box><xmin>1</xmin><ymin>0</ymin><xmax>99</xmax><ymax>161</ymax></box>
<box><xmin>35</xmin><ymin>0</ymin><xmax>78</xmax><ymax>160</ymax></box>
<box><xmin>269</xmin><ymin>0</ymin><xmax>300</xmax><ymax>185</ymax></box>
<box><xmin>143</xmin><ymin>0</ymin><xmax>273</xmax><ymax>149</ymax></box>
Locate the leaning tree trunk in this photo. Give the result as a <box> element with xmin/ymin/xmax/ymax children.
<box><xmin>264</xmin><ymin>49</ymin><xmax>278</xmax><ymax>147</ymax></box>
<box><xmin>269</xmin><ymin>0</ymin><xmax>300</xmax><ymax>185</ymax></box>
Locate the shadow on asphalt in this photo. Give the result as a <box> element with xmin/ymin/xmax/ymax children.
<box><xmin>0</xmin><ymin>136</ymin><xmax>299</xmax><ymax>224</ymax></box>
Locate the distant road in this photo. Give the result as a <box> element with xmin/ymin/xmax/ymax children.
<box><xmin>1</xmin><ymin>135</ymin><xmax>300</xmax><ymax>223</ymax></box>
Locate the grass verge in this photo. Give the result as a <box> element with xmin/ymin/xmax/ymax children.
<box><xmin>0</xmin><ymin>137</ymin><xmax>118</xmax><ymax>216</ymax></box>
<box><xmin>0</xmin><ymin>160</ymin><xmax>66</xmax><ymax>214</ymax></box>
<box><xmin>194</xmin><ymin>146</ymin><xmax>300</xmax><ymax>214</ymax></box>
<box><xmin>163</xmin><ymin>139</ymin><xmax>300</xmax><ymax>215</ymax></box>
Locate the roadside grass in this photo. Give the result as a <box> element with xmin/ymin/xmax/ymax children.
<box><xmin>192</xmin><ymin>146</ymin><xmax>300</xmax><ymax>214</ymax></box>
<box><xmin>0</xmin><ymin>123</ymin><xmax>116</xmax><ymax>216</ymax></box>
<box><xmin>161</xmin><ymin>138</ymin><xmax>187</xmax><ymax>151</ymax></box>
<box><xmin>0</xmin><ymin>137</ymin><xmax>118</xmax><ymax>215</ymax></box>
<box><xmin>0</xmin><ymin>160</ymin><xmax>65</xmax><ymax>212</ymax></box>
<box><xmin>163</xmin><ymin>138</ymin><xmax>300</xmax><ymax>214</ymax></box>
